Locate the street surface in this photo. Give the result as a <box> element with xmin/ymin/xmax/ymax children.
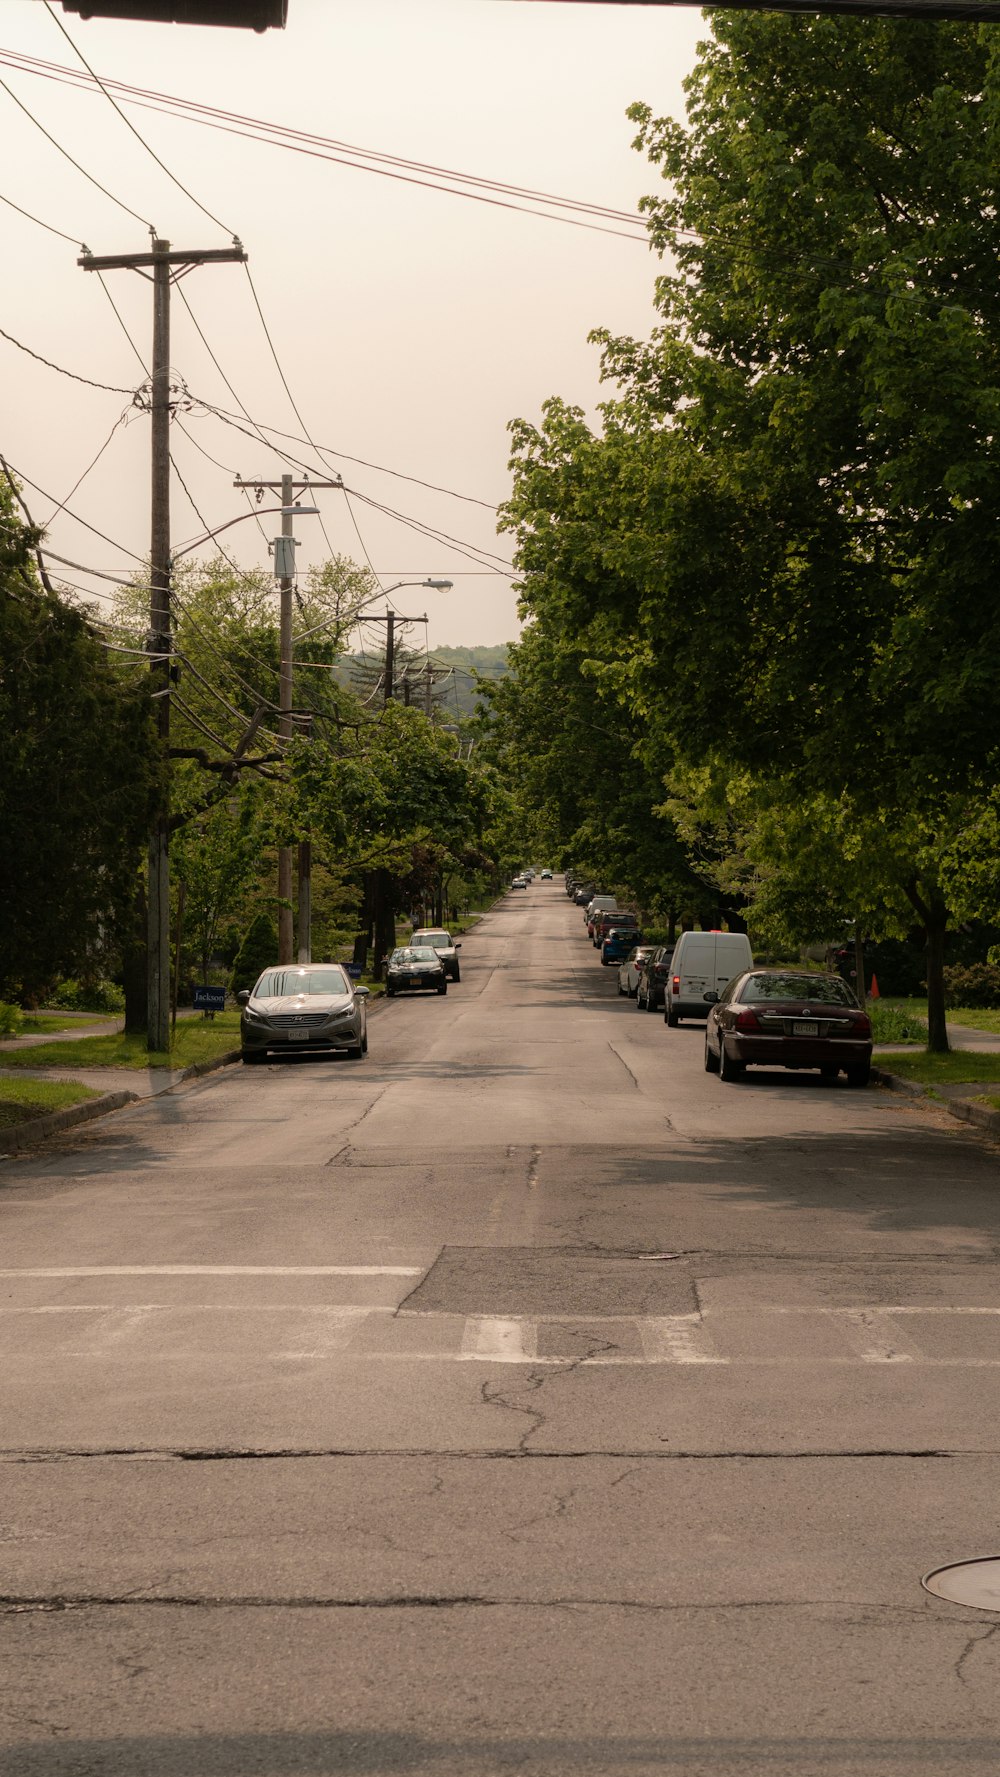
<box><xmin>3</xmin><ymin>884</ymin><xmax>1000</xmax><ymax>1775</ymax></box>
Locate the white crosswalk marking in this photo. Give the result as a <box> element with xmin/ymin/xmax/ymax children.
<box><xmin>460</xmin><ymin>1317</ymin><xmax>539</xmax><ymax>1362</ymax></box>
<box><xmin>835</xmin><ymin>1309</ymin><xmax>922</xmax><ymax>1363</ymax></box>
<box><xmin>637</xmin><ymin>1315</ymin><xmax>728</xmax><ymax>1365</ymax></box>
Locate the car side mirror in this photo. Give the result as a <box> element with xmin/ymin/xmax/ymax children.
<box><xmin>703</xmin><ymin>990</ymin><xmax>719</xmax><ymax>1004</ymax></box>
<box><xmin>454</xmin><ymin>942</ymin><xmax>462</xmax><ymax>949</ymax></box>
<box><xmin>355</xmin><ymin>984</ymin><xmax>371</xmax><ymax>998</ymax></box>
<box><xmin>236</xmin><ymin>990</ymin><xmax>250</xmax><ymax>1006</ymax></box>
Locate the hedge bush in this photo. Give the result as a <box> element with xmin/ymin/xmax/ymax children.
<box><xmin>50</xmin><ymin>978</ymin><xmax>125</xmax><ymax>1014</ymax></box>
<box><xmin>942</xmin><ymin>964</ymin><xmax>1000</xmax><ymax>1010</ymax></box>
<box><xmin>0</xmin><ymin>1001</ymin><xmax>23</xmax><ymax>1036</ymax></box>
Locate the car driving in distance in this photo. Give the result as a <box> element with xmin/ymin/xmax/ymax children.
<box><xmin>704</xmin><ymin>969</ymin><xmax>873</xmax><ymax>1086</ymax></box>
<box><xmin>411</xmin><ymin>927</ymin><xmax>462</xmax><ymax>981</ymax></box>
<box><xmin>385</xmin><ymin>946</ymin><xmax>448</xmax><ymax>996</ymax></box>
<box><xmin>238</xmin><ymin>964</ymin><xmax>370</xmax><ymax>1064</ymax></box>
<box><xmin>540</xmin><ymin>868</ymin><xmax>553</xmax><ymax>880</ymax></box>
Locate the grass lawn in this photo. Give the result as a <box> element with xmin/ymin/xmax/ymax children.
<box><xmin>0</xmin><ymin>1076</ymin><xmax>103</xmax><ymax>1129</ymax></box>
<box><xmin>0</xmin><ymin>1012</ymin><xmax>242</xmax><ymax>1072</ymax></box>
<box><xmin>876</xmin><ymin>1050</ymin><xmax>1000</xmax><ymax>1087</ymax></box>
<box><xmin>873</xmin><ymin>996</ymin><xmax>1000</xmax><ymax>1037</ymax></box>
<box><xmin>19</xmin><ymin>1013</ymin><xmax>110</xmax><ymax>1034</ymax></box>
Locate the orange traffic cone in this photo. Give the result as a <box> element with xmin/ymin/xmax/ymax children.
<box><xmin>870</xmin><ymin>974</ymin><xmax>880</xmax><ymax>999</ymax></box>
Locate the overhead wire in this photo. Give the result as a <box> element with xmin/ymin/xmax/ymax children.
<box><xmin>242</xmin><ymin>265</ymin><xmax>340</xmax><ymax>560</ymax></box>
<box><xmin>43</xmin><ymin>0</ymin><xmax>235</xmax><ymax>239</ymax></box>
<box><xmin>0</xmin><ymin>186</ymin><xmax>85</xmax><ymax>247</ymax></box>
<box><xmin>45</xmin><ymin>404</ymin><xmax>135</xmax><ymax>528</ymax></box>
<box><xmin>2</xmin><ymin>459</ymin><xmax>145</xmax><ymax>560</ymax></box>
<box><xmin>0</xmin><ymin>319</ymin><xmax>138</xmax><ymax>393</ymax></box>
<box><xmin>0</xmin><ymin>69</ymin><xmax>152</xmax><ymax>230</ymax></box>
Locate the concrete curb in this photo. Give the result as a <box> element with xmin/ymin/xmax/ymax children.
<box><xmin>0</xmin><ymin>1090</ymin><xmax>138</xmax><ymax>1154</ymax></box>
<box><xmin>874</xmin><ymin>1066</ymin><xmax>1000</xmax><ymax>1139</ymax></box>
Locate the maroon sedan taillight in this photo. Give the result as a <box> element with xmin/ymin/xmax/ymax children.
<box><xmin>852</xmin><ymin>1013</ymin><xmax>872</xmax><ymax>1037</ymax></box>
<box><xmin>734</xmin><ymin>1008</ymin><xmax>762</xmax><ymax>1031</ymax></box>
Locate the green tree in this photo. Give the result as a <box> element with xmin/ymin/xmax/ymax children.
<box><xmin>231</xmin><ymin>911</ymin><xmax>279</xmax><ymax>995</ymax></box>
<box><xmin>0</xmin><ymin>480</ymin><xmax>157</xmax><ymax>1001</ymax></box>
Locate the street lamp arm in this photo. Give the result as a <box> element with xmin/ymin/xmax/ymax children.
<box><xmin>171</xmin><ymin>506</ymin><xmax>294</xmax><ymax>561</ymax></box>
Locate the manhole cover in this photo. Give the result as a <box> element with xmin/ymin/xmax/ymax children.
<box><xmin>922</xmin><ymin>1558</ymin><xmax>1000</xmax><ymax>1611</ymax></box>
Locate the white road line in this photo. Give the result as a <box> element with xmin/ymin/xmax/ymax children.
<box><xmin>637</xmin><ymin>1315</ymin><xmax>728</xmax><ymax>1365</ymax></box>
<box><xmin>460</xmin><ymin>1316</ymin><xmax>539</xmax><ymax>1362</ymax></box>
<box><xmin>0</xmin><ymin>1266</ymin><xmax>422</xmax><ymax>1278</ymax></box>
<box><xmin>837</xmin><ymin>1309</ymin><xmax>921</xmax><ymax>1363</ymax></box>
<box><xmin>62</xmin><ymin>1307</ymin><xmax>156</xmax><ymax>1357</ymax></box>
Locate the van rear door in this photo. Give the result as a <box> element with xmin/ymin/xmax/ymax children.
<box><xmin>679</xmin><ymin>937</ymin><xmax>717</xmax><ymax>1002</ymax></box>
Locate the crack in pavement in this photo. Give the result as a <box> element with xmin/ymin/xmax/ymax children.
<box><xmin>0</xmin><ymin>1595</ymin><xmax>953</xmax><ymax>1615</ymax></box>
<box><xmin>954</xmin><ymin>1621</ymin><xmax>1000</xmax><ymax>1687</ymax></box>
<box><xmin>606</xmin><ymin>1043</ymin><xmax>639</xmax><ymax>1090</ymax></box>
<box><xmin>478</xmin><ymin>1332</ymin><xmax>626</xmax><ymax>1453</ymax></box>
<box><xmin>0</xmin><ymin>1446</ymin><xmax>972</xmax><ymax>1463</ymax></box>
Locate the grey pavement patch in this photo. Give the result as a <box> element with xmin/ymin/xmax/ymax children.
<box><xmin>399</xmin><ymin>1246</ymin><xmax>698</xmax><ymax>1318</ymax></box>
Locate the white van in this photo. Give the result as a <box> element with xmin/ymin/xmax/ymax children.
<box><xmin>584</xmin><ymin>894</ymin><xmax>617</xmax><ymax>924</ymax></box>
<box><xmin>664</xmin><ymin>930</ymin><xmax>753</xmax><ymax>1026</ymax></box>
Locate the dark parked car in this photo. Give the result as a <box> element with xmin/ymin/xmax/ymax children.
<box><xmin>602</xmin><ymin>926</ymin><xmax>641</xmax><ymax>966</ymax></box>
<box><xmin>385</xmin><ymin>946</ymin><xmax>448</xmax><ymax>996</ymax></box>
<box><xmin>593</xmin><ymin>909</ymin><xmax>638</xmax><ymax>947</ymax></box>
<box><xmin>238</xmin><ymin>964</ymin><xmax>370</xmax><ymax>1063</ymax></box>
<box><xmin>411</xmin><ymin>927</ymin><xmax>461</xmax><ymax>981</ymax></box>
<box><xmin>704</xmin><ymin>969</ymin><xmax>872</xmax><ymax>1086</ymax></box>
<box><xmin>574</xmin><ymin>883</ymin><xmax>596</xmax><ymax>906</ymax></box>
<box><xmin>637</xmin><ymin>945</ymin><xmax>675</xmax><ymax>1011</ymax></box>
<box><xmin>619</xmin><ymin>944</ymin><xmax>657</xmax><ymax>998</ymax></box>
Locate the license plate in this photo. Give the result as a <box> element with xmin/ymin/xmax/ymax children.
<box><xmin>287</xmin><ymin>1029</ymin><xmax>309</xmax><ymax>1040</ymax></box>
<box><xmin>793</xmin><ymin>1020</ymin><xmax>819</xmax><ymax>1037</ymax></box>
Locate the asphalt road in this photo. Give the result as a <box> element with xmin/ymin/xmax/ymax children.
<box><xmin>3</xmin><ymin>885</ymin><xmax>1000</xmax><ymax>1776</ymax></box>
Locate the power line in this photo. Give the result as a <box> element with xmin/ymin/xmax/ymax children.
<box><xmin>0</xmin><ymin>70</ymin><xmax>152</xmax><ymax>230</ymax></box>
<box><xmin>43</xmin><ymin>0</ymin><xmax>235</xmax><ymax>238</ymax></box>
<box><xmin>45</xmin><ymin>404</ymin><xmax>135</xmax><ymax>527</ymax></box>
<box><xmin>345</xmin><ymin>486</ymin><xmax>515</xmax><ymax>575</ymax></box>
<box><xmin>0</xmin><ymin>186</ymin><xmax>84</xmax><ymax>247</ymax></box>
<box><xmin>0</xmin><ymin>319</ymin><xmax>138</xmax><ymax>393</ymax></box>
<box><xmin>242</xmin><ymin>264</ymin><xmax>339</xmax><ymax>560</ymax></box>
<box><xmin>2</xmin><ymin>458</ymin><xmax>146</xmax><ymax>560</ymax></box>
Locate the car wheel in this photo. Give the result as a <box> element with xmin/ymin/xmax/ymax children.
<box><xmin>846</xmin><ymin>1064</ymin><xmax>871</xmax><ymax>1088</ymax></box>
<box><xmin>666</xmin><ymin>1004</ymin><xmax>679</xmax><ymax>1027</ymax></box>
<box><xmin>361</xmin><ymin>1031</ymin><xmax>368</xmax><ymax>1055</ymax></box>
<box><xmin>453</xmin><ymin>968</ymin><xmax>460</xmax><ymax>983</ymax></box>
<box><xmin>704</xmin><ymin>1033</ymin><xmax>720</xmax><ymax>1073</ymax></box>
<box><xmin>437</xmin><ymin>982</ymin><xmax>448</xmax><ymax>995</ymax></box>
<box><xmin>719</xmin><ymin>1038</ymin><xmax>745</xmax><ymax>1082</ymax></box>
<box><xmin>617</xmin><ymin>978</ymin><xmax>626</xmax><ymax>996</ymax></box>
<box><xmin>820</xmin><ymin>1064</ymin><xmax>839</xmax><ymax>1081</ymax></box>
<box><xmin>386</xmin><ymin>985</ymin><xmax>395</xmax><ymax>997</ymax></box>
<box><xmin>241</xmin><ymin>1049</ymin><xmax>264</xmax><ymax>1065</ymax></box>
<box><xmin>346</xmin><ymin>1042</ymin><xmax>365</xmax><ymax>1059</ymax></box>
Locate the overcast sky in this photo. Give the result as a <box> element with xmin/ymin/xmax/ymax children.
<box><xmin>1</xmin><ymin>0</ymin><xmax>704</xmax><ymax>648</ymax></box>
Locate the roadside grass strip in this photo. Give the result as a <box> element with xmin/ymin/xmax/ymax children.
<box><xmin>877</xmin><ymin>1049</ymin><xmax>1000</xmax><ymax>1087</ymax></box>
<box><xmin>0</xmin><ymin>1077</ymin><xmax>102</xmax><ymax>1128</ymax></box>
<box><xmin>18</xmin><ymin>1013</ymin><xmax>106</xmax><ymax>1034</ymax></box>
<box><xmin>0</xmin><ymin>1012</ymin><xmax>242</xmax><ymax>1072</ymax></box>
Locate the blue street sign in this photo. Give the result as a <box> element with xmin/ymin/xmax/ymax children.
<box><xmin>194</xmin><ymin>985</ymin><xmax>227</xmax><ymax>1011</ymax></box>
<box><xmin>346</xmin><ymin>964</ymin><xmax>363</xmax><ymax>979</ymax></box>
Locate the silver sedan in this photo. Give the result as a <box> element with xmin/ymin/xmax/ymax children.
<box><xmin>237</xmin><ymin>964</ymin><xmax>370</xmax><ymax>1064</ymax></box>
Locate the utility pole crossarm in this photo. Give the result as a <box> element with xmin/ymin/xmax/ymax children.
<box><xmin>79</xmin><ymin>247</ymin><xmax>247</xmax><ymax>272</ymax></box>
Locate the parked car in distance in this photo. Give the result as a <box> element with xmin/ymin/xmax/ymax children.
<box><xmin>411</xmin><ymin>927</ymin><xmax>462</xmax><ymax>981</ymax></box>
<box><xmin>574</xmin><ymin>883</ymin><xmax>596</xmax><ymax>905</ymax></box>
<box><xmin>664</xmin><ymin>930</ymin><xmax>754</xmax><ymax>1026</ymax></box>
<box><xmin>619</xmin><ymin>944</ymin><xmax>658</xmax><ymax>998</ymax></box>
<box><xmin>511</xmin><ymin>875</ymin><xmax>528</xmax><ymax>889</ymax></box>
<box><xmin>602</xmin><ymin>926</ymin><xmax>642</xmax><ymax>966</ymax></box>
<box><xmin>385</xmin><ymin>946</ymin><xmax>448</xmax><ymax>996</ymax></box>
<box><xmin>593</xmin><ymin>909</ymin><xmax>638</xmax><ymax>947</ymax></box>
<box><xmin>637</xmin><ymin>944</ymin><xmax>675</xmax><ymax>1011</ymax></box>
<box><xmin>704</xmin><ymin>969</ymin><xmax>873</xmax><ymax>1086</ymax></box>
<box><xmin>238</xmin><ymin>964</ymin><xmax>370</xmax><ymax>1064</ymax></box>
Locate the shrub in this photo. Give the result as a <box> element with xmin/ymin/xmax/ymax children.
<box><xmin>0</xmin><ymin>1001</ymin><xmax>23</xmax><ymax>1036</ymax></box>
<box><xmin>230</xmin><ymin>913</ymin><xmax>279</xmax><ymax>996</ymax></box>
<box><xmin>869</xmin><ymin>1002</ymin><xmax>927</xmax><ymax>1043</ymax></box>
<box><xmin>50</xmin><ymin>978</ymin><xmax>125</xmax><ymax>1014</ymax></box>
<box><xmin>942</xmin><ymin>963</ymin><xmax>1000</xmax><ymax>1010</ymax></box>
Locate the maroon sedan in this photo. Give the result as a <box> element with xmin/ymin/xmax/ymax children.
<box><xmin>704</xmin><ymin>969</ymin><xmax>873</xmax><ymax>1087</ymax></box>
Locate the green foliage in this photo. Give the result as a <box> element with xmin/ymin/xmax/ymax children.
<box><xmin>0</xmin><ymin>483</ymin><xmax>157</xmax><ymax>1002</ymax></box>
<box><xmin>0</xmin><ymin>1001</ymin><xmax>23</xmax><ymax>1036</ymax></box>
<box><xmin>869</xmin><ymin>1002</ymin><xmax>927</xmax><ymax>1044</ymax></box>
<box><xmin>230</xmin><ymin>913</ymin><xmax>279</xmax><ymax>995</ymax></box>
<box><xmin>942</xmin><ymin>964</ymin><xmax>1000</xmax><ymax>1010</ymax></box>
<box><xmin>50</xmin><ymin>979</ymin><xmax>125</xmax><ymax>1014</ymax></box>
<box><xmin>0</xmin><ymin>1076</ymin><xmax>101</xmax><ymax>1129</ymax></box>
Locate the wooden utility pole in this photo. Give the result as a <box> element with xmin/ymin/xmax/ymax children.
<box><xmin>383</xmin><ymin>612</ymin><xmax>396</xmax><ymax>708</ymax></box>
<box><xmin>424</xmin><ymin>660</ymin><xmax>435</xmax><ymax>719</ymax></box>
<box><xmin>233</xmin><ymin>473</ymin><xmax>339</xmax><ymax>965</ymax></box>
<box><xmin>80</xmin><ymin>239</ymin><xmax>246</xmax><ymax>1050</ymax></box>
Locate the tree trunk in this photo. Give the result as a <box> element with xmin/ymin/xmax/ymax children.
<box><xmin>724</xmin><ymin>907</ymin><xmax>748</xmax><ymax>935</ymax></box>
<box><xmin>904</xmin><ymin>877</ymin><xmax>950</xmax><ymax>1054</ymax></box>
<box><xmin>925</xmin><ymin>896</ymin><xmax>949</xmax><ymax>1054</ymax></box>
<box><xmin>854</xmin><ymin>927</ymin><xmax>866</xmax><ymax>1005</ymax></box>
<box><xmin>667</xmin><ymin>908</ymin><xmax>677</xmax><ymax>944</ymax></box>
<box><xmin>372</xmin><ymin>869</ymin><xmax>397</xmax><ymax>979</ymax></box>
<box><xmin>122</xmin><ymin>878</ymin><xmax>147</xmax><ymax>1035</ymax></box>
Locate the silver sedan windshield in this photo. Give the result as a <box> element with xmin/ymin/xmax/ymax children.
<box><xmin>254</xmin><ymin>968</ymin><xmax>350</xmax><ymax>998</ymax></box>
